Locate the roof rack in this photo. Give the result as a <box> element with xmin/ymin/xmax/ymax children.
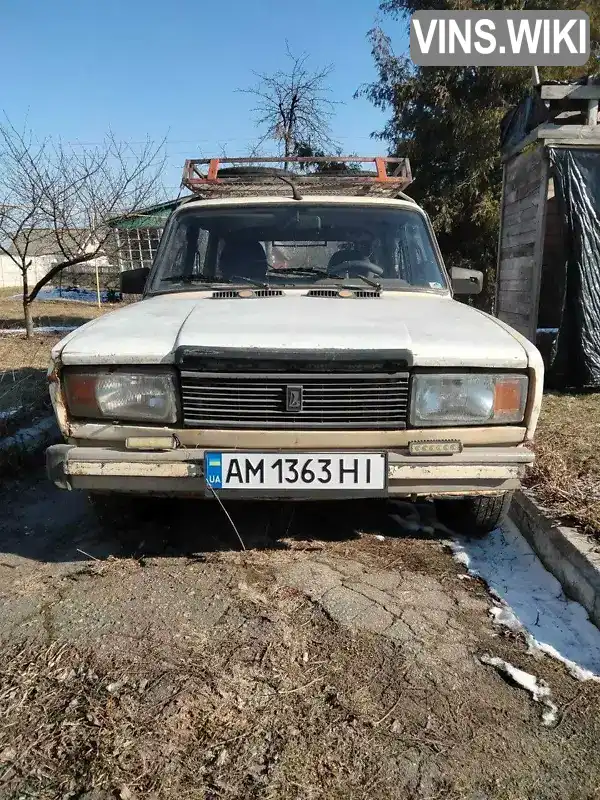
<box><xmin>181</xmin><ymin>156</ymin><xmax>413</xmax><ymax>200</ymax></box>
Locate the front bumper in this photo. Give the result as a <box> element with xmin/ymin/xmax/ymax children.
<box><xmin>46</xmin><ymin>444</ymin><xmax>533</xmax><ymax>499</ymax></box>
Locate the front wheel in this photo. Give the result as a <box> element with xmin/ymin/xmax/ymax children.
<box><xmin>435</xmin><ymin>492</ymin><xmax>513</xmax><ymax>538</ymax></box>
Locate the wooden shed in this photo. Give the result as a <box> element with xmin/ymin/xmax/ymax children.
<box><xmin>496</xmin><ymin>78</ymin><xmax>600</xmax><ymax>380</ymax></box>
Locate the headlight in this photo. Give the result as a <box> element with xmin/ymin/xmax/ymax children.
<box><xmin>63</xmin><ymin>369</ymin><xmax>178</xmax><ymax>423</ymax></box>
<box><xmin>410</xmin><ymin>373</ymin><xmax>528</xmax><ymax>427</ymax></box>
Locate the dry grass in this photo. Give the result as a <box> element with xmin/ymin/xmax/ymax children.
<box><xmin>0</xmin><ymin>334</ymin><xmax>62</xmax><ymax>427</ymax></box>
<box><xmin>0</xmin><ymin>599</ymin><xmax>421</xmax><ymax>800</ymax></box>
<box><xmin>526</xmin><ymin>392</ymin><xmax>600</xmax><ymax>537</ymax></box>
<box><xmin>0</xmin><ymin>295</ymin><xmax>108</xmax><ymax>332</ymax></box>
<box><xmin>0</xmin><ymin>297</ymin><xmax>113</xmax><ymax>435</ymax></box>
<box><xmin>2</xmin><ymin>546</ymin><xmax>600</xmax><ymax>800</ymax></box>
<box><xmin>0</xmin><ymin>640</ymin><xmax>225</xmax><ymax>799</ymax></box>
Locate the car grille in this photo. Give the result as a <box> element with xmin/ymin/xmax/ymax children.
<box><xmin>180</xmin><ymin>371</ymin><xmax>410</xmax><ymax>429</ymax></box>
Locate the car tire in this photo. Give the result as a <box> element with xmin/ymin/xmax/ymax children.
<box><xmin>435</xmin><ymin>492</ymin><xmax>513</xmax><ymax>538</ymax></box>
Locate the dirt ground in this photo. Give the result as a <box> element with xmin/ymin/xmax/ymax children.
<box><xmin>1</xmin><ymin>475</ymin><xmax>600</xmax><ymax>800</ymax></box>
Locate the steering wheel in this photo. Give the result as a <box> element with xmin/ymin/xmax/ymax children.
<box><xmin>328</xmin><ymin>259</ymin><xmax>384</xmax><ymax>278</ymax></box>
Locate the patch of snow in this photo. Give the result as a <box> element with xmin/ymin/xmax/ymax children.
<box><xmin>0</xmin><ymin>325</ymin><xmax>77</xmax><ymax>336</ymax></box>
<box><xmin>480</xmin><ymin>654</ymin><xmax>558</xmax><ymax>726</ymax></box>
<box><xmin>453</xmin><ymin>549</ymin><xmax>471</xmax><ymax>568</ymax></box>
<box><xmin>0</xmin><ymin>408</ymin><xmax>18</xmax><ymax>420</ymax></box>
<box><xmin>489</xmin><ymin>604</ymin><xmax>523</xmax><ymax>635</ymax></box>
<box><xmin>0</xmin><ymin>416</ymin><xmax>57</xmax><ymax>454</ymax></box>
<box><xmin>451</xmin><ymin>520</ymin><xmax>600</xmax><ymax>681</ymax></box>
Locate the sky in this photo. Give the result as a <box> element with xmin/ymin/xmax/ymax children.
<box><xmin>2</xmin><ymin>0</ymin><xmax>409</xmax><ymax>197</ymax></box>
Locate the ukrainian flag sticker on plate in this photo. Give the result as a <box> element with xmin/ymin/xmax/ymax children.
<box><xmin>205</xmin><ymin>453</ymin><xmax>223</xmax><ymax>488</ymax></box>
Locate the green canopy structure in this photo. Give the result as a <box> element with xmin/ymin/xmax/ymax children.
<box><xmin>105</xmin><ymin>198</ymin><xmax>187</xmax><ymax>271</ymax></box>
<box><xmin>106</xmin><ymin>199</ymin><xmax>183</xmax><ymax>231</ymax></box>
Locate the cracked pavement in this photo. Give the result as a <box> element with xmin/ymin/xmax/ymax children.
<box><xmin>281</xmin><ymin>557</ymin><xmax>470</xmax><ymax>643</ymax></box>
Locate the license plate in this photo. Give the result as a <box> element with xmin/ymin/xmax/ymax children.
<box><xmin>204</xmin><ymin>452</ymin><xmax>386</xmax><ymax>491</ymax></box>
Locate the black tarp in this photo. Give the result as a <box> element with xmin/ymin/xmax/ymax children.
<box><xmin>500</xmin><ymin>89</ymin><xmax>549</xmax><ymax>152</ymax></box>
<box><xmin>545</xmin><ymin>148</ymin><xmax>600</xmax><ymax>389</ymax></box>
<box><xmin>500</xmin><ymin>77</ymin><xmax>592</xmax><ymax>154</ymax></box>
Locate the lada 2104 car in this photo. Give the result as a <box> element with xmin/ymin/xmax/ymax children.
<box><xmin>46</xmin><ymin>156</ymin><xmax>543</xmax><ymax>536</ymax></box>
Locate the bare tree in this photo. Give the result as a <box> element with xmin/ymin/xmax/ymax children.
<box><xmin>0</xmin><ymin>120</ymin><xmax>165</xmax><ymax>337</ymax></box>
<box><xmin>240</xmin><ymin>44</ymin><xmax>340</xmax><ymax>165</ymax></box>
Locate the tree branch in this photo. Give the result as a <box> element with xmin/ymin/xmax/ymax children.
<box><xmin>0</xmin><ymin>118</ymin><xmax>166</xmax><ymax>333</ymax></box>
<box><xmin>27</xmin><ymin>252</ymin><xmax>100</xmax><ymax>304</ymax></box>
<box><xmin>240</xmin><ymin>46</ymin><xmax>340</xmax><ymax>158</ymax></box>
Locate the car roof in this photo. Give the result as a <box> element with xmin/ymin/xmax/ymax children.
<box><xmin>173</xmin><ymin>195</ymin><xmax>425</xmax><ymax>215</ymax></box>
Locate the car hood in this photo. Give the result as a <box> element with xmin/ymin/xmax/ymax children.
<box><xmin>55</xmin><ymin>291</ymin><xmax>528</xmax><ymax>369</ymax></box>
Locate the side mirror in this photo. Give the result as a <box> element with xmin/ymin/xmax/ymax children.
<box><xmin>451</xmin><ymin>267</ymin><xmax>483</xmax><ymax>295</ymax></box>
<box><xmin>120</xmin><ymin>267</ymin><xmax>150</xmax><ymax>295</ymax></box>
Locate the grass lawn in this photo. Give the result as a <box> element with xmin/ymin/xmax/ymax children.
<box><xmin>526</xmin><ymin>393</ymin><xmax>600</xmax><ymax>538</ymax></box>
<box><xmin>0</xmin><ymin>292</ymin><xmax>107</xmax><ymax>332</ymax></box>
<box><xmin>0</xmin><ymin>294</ymin><xmax>113</xmax><ymax>436</ymax></box>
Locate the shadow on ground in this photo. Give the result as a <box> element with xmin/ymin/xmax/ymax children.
<box><xmin>108</xmin><ymin>496</ymin><xmax>436</xmax><ymax>557</ymax></box>
<box><xmin>0</xmin><ymin>367</ymin><xmax>52</xmax><ymax>427</ymax></box>
<box><xmin>0</xmin><ymin>315</ymin><xmax>93</xmax><ymax>330</ymax></box>
<box><xmin>0</xmin><ymin>469</ymin><xmax>440</xmax><ymax>565</ymax></box>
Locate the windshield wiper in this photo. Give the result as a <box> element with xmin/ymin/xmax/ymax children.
<box><xmin>346</xmin><ymin>274</ymin><xmax>382</xmax><ymax>290</ymax></box>
<box><xmin>162</xmin><ymin>274</ymin><xmax>270</xmax><ymax>288</ymax></box>
<box><xmin>229</xmin><ymin>274</ymin><xmax>270</xmax><ymax>288</ymax></box>
<box><xmin>161</xmin><ymin>274</ymin><xmax>218</xmax><ymax>284</ymax></box>
<box><xmin>265</xmin><ymin>267</ymin><xmax>328</xmax><ymax>277</ymax></box>
<box><xmin>266</xmin><ymin>267</ymin><xmax>382</xmax><ymax>292</ymax></box>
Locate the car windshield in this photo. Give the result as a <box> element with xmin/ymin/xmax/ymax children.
<box><xmin>148</xmin><ymin>203</ymin><xmax>448</xmax><ymax>292</ymax></box>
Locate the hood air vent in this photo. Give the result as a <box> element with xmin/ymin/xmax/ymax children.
<box><xmin>306</xmin><ymin>288</ymin><xmax>381</xmax><ymax>299</ymax></box>
<box><xmin>211</xmin><ymin>288</ymin><xmax>284</xmax><ymax>299</ymax></box>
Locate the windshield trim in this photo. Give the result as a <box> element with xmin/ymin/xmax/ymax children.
<box><xmin>148</xmin><ymin>283</ymin><xmax>451</xmax><ymax>300</ymax></box>
<box><xmin>144</xmin><ymin>201</ymin><xmax>450</xmax><ymax>296</ymax></box>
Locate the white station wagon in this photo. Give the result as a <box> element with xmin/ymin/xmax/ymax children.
<box><xmin>46</xmin><ymin>156</ymin><xmax>543</xmax><ymax>536</ymax></box>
